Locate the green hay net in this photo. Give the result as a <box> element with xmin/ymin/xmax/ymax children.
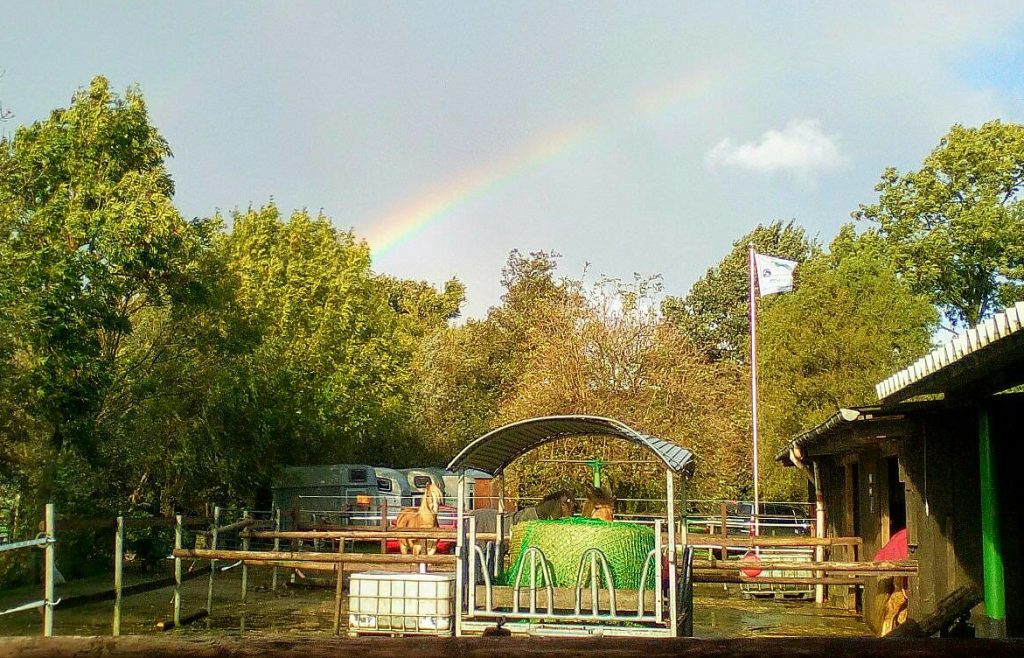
<box><xmin>501</xmin><ymin>517</ymin><xmax>655</xmax><ymax>589</ymax></box>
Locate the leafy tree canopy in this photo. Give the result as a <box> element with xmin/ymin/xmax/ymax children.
<box><xmin>0</xmin><ymin>75</ymin><xmax>194</xmax><ymax>467</ymax></box>
<box><xmin>662</xmin><ymin>221</ymin><xmax>816</xmax><ymax>363</ymax></box>
<box><xmin>855</xmin><ymin>120</ymin><xmax>1024</xmax><ymax>328</ymax></box>
<box><xmin>757</xmin><ymin>225</ymin><xmax>936</xmax><ymax>498</ymax></box>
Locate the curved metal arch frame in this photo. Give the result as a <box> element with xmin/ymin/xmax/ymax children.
<box><xmin>452</xmin><ymin>416</ymin><xmax>693</xmax><ymax>638</ymax></box>
<box><xmin>446</xmin><ymin>415</ymin><xmax>695</xmax><ymax>478</ymax></box>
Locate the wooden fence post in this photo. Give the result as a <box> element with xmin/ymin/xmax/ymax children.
<box><xmin>113</xmin><ymin>515</ymin><xmax>124</xmax><ymax>636</ymax></box>
<box><xmin>720</xmin><ymin>502</ymin><xmax>728</xmax><ymax>561</ymax></box>
<box><xmin>333</xmin><ymin>536</ymin><xmax>346</xmax><ymax>635</ymax></box>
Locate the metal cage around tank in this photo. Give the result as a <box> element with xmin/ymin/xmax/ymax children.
<box><xmin>445</xmin><ymin>415</ymin><xmax>696</xmax><ymax>638</ymax></box>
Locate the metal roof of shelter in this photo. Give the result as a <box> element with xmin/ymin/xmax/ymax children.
<box><xmin>446</xmin><ymin>415</ymin><xmax>695</xmax><ymax>478</ymax></box>
<box><xmin>876</xmin><ymin>301</ymin><xmax>1024</xmax><ymax>404</ymax></box>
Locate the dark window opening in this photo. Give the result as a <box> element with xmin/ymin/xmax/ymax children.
<box><xmin>350</xmin><ymin>468</ymin><xmax>368</xmax><ymax>483</ymax></box>
<box><xmin>887</xmin><ymin>456</ymin><xmax>906</xmax><ymax>534</ymax></box>
<box><xmin>413</xmin><ymin>475</ymin><xmax>432</xmax><ymax>489</ymax></box>
<box><xmin>377</xmin><ymin>479</ymin><xmax>393</xmax><ymax>492</ymax></box>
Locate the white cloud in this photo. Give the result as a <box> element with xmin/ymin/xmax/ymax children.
<box><xmin>706</xmin><ymin>119</ymin><xmax>846</xmax><ymax>178</ymax></box>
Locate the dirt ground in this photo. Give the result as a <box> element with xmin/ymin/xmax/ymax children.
<box><xmin>0</xmin><ymin>566</ymin><xmax>869</xmax><ymax>638</ymax></box>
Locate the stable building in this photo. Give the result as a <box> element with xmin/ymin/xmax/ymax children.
<box><xmin>776</xmin><ymin>302</ymin><xmax>1024</xmax><ymax>638</ymax></box>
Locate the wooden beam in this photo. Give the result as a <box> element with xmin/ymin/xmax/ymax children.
<box><xmin>4</xmin><ymin>636</ymin><xmax>1023</xmax><ymax>658</ymax></box>
<box><xmin>684</xmin><ymin>534</ymin><xmax>862</xmax><ymax>548</ymax></box>
<box><xmin>174</xmin><ymin>548</ymin><xmax>455</xmax><ymax>565</ymax></box>
<box><xmin>693</xmin><ymin>558</ymin><xmax>917</xmax><ymax>574</ymax></box>
<box><xmin>243</xmin><ymin>528</ymin><xmax>493</xmax><ymax>541</ymax></box>
<box><xmin>693</xmin><ymin>572</ymin><xmax>863</xmax><ymax>585</ymax></box>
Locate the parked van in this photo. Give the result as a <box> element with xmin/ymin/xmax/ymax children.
<box><xmin>272</xmin><ymin>464</ymin><xmax>380</xmax><ymax>529</ymax></box>
<box><xmin>373</xmin><ymin>466</ymin><xmax>413</xmax><ymax>518</ymax></box>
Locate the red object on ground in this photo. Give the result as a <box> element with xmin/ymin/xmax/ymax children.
<box><xmin>740</xmin><ymin>550</ymin><xmax>762</xmax><ymax>578</ymax></box>
<box><xmin>384</xmin><ymin>504</ymin><xmax>456</xmax><ymax>554</ymax></box>
<box><xmin>873</xmin><ymin>528</ymin><xmax>908</xmax><ymax>562</ymax></box>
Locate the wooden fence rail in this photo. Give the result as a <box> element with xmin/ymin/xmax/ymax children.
<box><xmin>684</xmin><ymin>533</ymin><xmax>862</xmax><ymax>548</ymax></box>
<box><xmin>242</xmin><ymin>528</ymin><xmax>496</xmax><ymax>541</ymax></box>
<box><xmin>693</xmin><ymin>558</ymin><xmax>916</xmax><ymax>576</ymax></box>
<box><xmin>174</xmin><ymin>548</ymin><xmax>456</xmax><ymax>566</ymax></box>
<box><xmin>55</xmin><ymin>516</ymin><xmax>208</xmax><ymax>531</ymax></box>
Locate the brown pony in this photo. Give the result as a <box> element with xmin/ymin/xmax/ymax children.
<box><xmin>582</xmin><ymin>481</ymin><xmax>615</xmax><ymax>522</ymax></box>
<box><xmin>395</xmin><ymin>482</ymin><xmax>444</xmax><ymax>555</ymax></box>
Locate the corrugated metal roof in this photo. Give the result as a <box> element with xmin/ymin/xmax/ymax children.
<box><xmin>875</xmin><ymin>301</ymin><xmax>1024</xmax><ymax>402</ymax></box>
<box><xmin>446</xmin><ymin>415</ymin><xmax>695</xmax><ymax>478</ymax></box>
<box><xmin>774</xmin><ymin>405</ymin><xmax>919</xmax><ymax>465</ymax></box>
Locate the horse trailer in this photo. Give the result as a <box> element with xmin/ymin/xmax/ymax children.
<box><xmin>374</xmin><ymin>466</ymin><xmax>414</xmax><ymax>517</ymax></box>
<box><xmin>272</xmin><ymin>464</ymin><xmax>381</xmax><ymax>529</ymax></box>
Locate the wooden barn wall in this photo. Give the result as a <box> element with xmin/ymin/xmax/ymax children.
<box><xmin>900</xmin><ymin>411</ymin><xmax>983</xmax><ymax>625</ymax></box>
<box><xmin>820</xmin><ymin>456</ymin><xmax>856</xmax><ymax>611</ymax></box>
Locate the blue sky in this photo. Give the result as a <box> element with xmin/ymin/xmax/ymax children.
<box><xmin>3</xmin><ymin>2</ymin><xmax>1023</xmax><ymax>317</ymax></box>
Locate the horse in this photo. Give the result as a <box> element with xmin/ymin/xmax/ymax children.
<box><xmin>582</xmin><ymin>480</ymin><xmax>615</xmax><ymax>521</ymax></box>
<box><xmin>395</xmin><ymin>481</ymin><xmax>444</xmax><ymax>555</ymax></box>
<box><xmin>467</xmin><ymin>490</ymin><xmax>575</xmax><ymax>579</ymax></box>
<box><xmin>467</xmin><ymin>489</ymin><xmax>575</xmax><ymax>535</ymax></box>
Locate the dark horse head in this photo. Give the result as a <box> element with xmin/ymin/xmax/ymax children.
<box><xmin>535</xmin><ymin>490</ymin><xmax>576</xmax><ymax>519</ymax></box>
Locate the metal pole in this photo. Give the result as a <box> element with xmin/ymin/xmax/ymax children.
<box><xmin>271</xmin><ymin>507</ymin><xmax>280</xmax><ymax>592</ymax></box>
<box><xmin>240</xmin><ymin>509</ymin><xmax>249</xmax><ymax>603</ymax></box>
<box><xmin>207</xmin><ymin>506</ymin><xmax>220</xmax><ymax>614</ymax></box>
<box><xmin>748</xmin><ymin>243</ymin><xmax>761</xmax><ymax>535</ymax></box>
<box><xmin>455</xmin><ymin>474</ymin><xmax>466</xmax><ymax>637</ymax></box>
<box><xmin>495</xmin><ymin>478</ymin><xmax>504</xmax><ymax>580</ymax></box>
<box><xmin>979</xmin><ymin>407</ymin><xmax>1006</xmax><ymax>636</ymax></box>
<box><xmin>813</xmin><ymin>462</ymin><xmax>826</xmax><ymax>605</ymax></box>
<box><xmin>43</xmin><ymin>503</ymin><xmax>55</xmax><ymax>637</ymax></box>
<box><xmin>113</xmin><ymin>515</ymin><xmax>124</xmax><ymax>636</ymax></box>
<box><xmin>332</xmin><ymin>534</ymin><xmax>345</xmax><ymax>634</ymax></box>
<box><xmin>468</xmin><ymin>515</ymin><xmax>477</xmax><ymax>615</ymax></box>
<box><xmin>666</xmin><ymin>471</ymin><xmax>678</xmax><ymax>636</ymax></box>
<box><xmin>173</xmin><ymin>514</ymin><xmax>182</xmax><ymax>627</ymax></box>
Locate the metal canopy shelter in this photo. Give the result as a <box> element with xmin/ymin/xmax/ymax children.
<box><xmin>448</xmin><ymin>415</ymin><xmax>696</xmax><ymax>638</ymax></box>
<box><xmin>446</xmin><ymin>415</ymin><xmax>695</xmax><ymax>478</ymax></box>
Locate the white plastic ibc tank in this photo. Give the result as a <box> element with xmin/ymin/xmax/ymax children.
<box><xmin>348</xmin><ymin>570</ymin><xmax>456</xmax><ymax>636</ymax></box>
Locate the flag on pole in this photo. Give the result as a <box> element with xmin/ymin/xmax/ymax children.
<box><xmin>753</xmin><ymin>252</ymin><xmax>797</xmax><ymax>296</ymax></box>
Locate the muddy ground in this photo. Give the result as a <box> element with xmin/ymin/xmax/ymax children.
<box><xmin>0</xmin><ymin>565</ymin><xmax>868</xmax><ymax>638</ymax></box>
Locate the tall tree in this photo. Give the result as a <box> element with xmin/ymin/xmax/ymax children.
<box><xmin>0</xmin><ymin>76</ymin><xmax>196</xmax><ymax>509</ymax></box>
<box><xmin>407</xmin><ymin>250</ymin><xmax>569</xmax><ymax>458</ymax></box>
<box><xmin>757</xmin><ymin>226</ymin><xmax>936</xmax><ymax>498</ymax></box>
<box><xmin>662</xmin><ymin>221</ymin><xmax>816</xmax><ymax>362</ymax></box>
<box><xmin>215</xmin><ymin>205</ymin><xmax>414</xmax><ymax>468</ymax></box>
<box><xmin>855</xmin><ymin>120</ymin><xmax>1024</xmax><ymax>328</ymax></box>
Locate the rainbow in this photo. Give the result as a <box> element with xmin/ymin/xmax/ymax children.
<box><xmin>366</xmin><ymin>69</ymin><xmax>718</xmax><ymax>258</ymax></box>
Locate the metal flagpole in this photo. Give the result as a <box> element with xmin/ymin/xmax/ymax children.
<box><xmin>748</xmin><ymin>244</ymin><xmax>760</xmax><ymax>536</ymax></box>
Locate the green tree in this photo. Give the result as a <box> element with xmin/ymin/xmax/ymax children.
<box><xmin>407</xmin><ymin>250</ymin><xmax>570</xmax><ymax>458</ymax></box>
<box><xmin>855</xmin><ymin>120</ymin><xmax>1024</xmax><ymax>328</ymax></box>
<box><xmin>662</xmin><ymin>221</ymin><xmax>816</xmax><ymax>362</ymax></box>
<box><xmin>757</xmin><ymin>226</ymin><xmax>936</xmax><ymax>498</ymax></box>
<box><xmin>0</xmin><ymin>76</ymin><xmax>197</xmax><ymax>510</ymax></box>
<box><xmin>213</xmin><ymin>205</ymin><xmax>424</xmax><ymax>474</ymax></box>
